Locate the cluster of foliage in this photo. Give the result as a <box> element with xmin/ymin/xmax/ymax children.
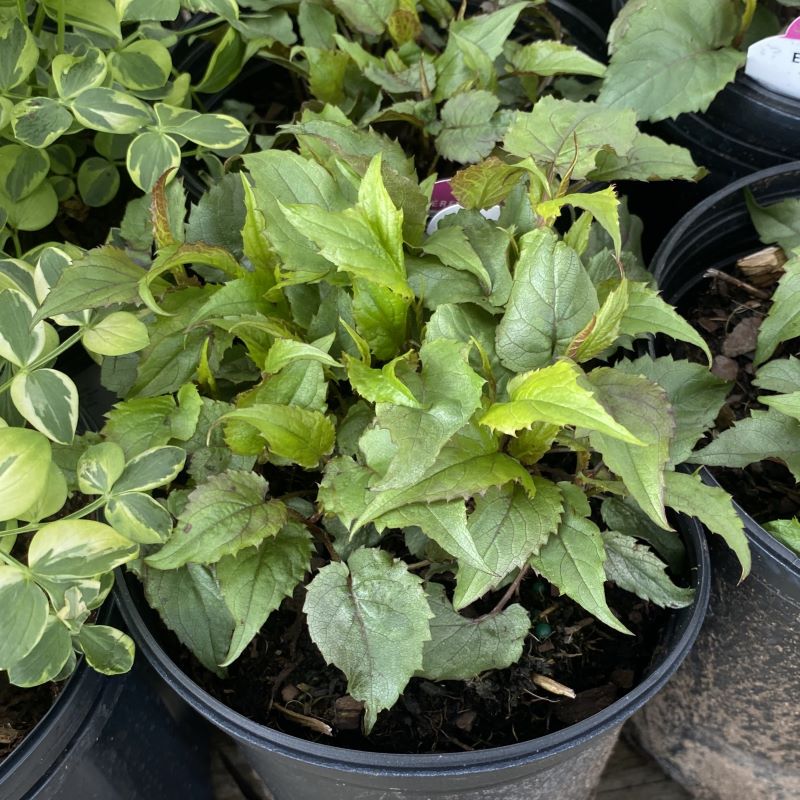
<box><xmin>599</xmin><ymin>0</ymin><xmax>800</xmax><ymax>122</ymax></box>
<box><xmin>0</xmin><ymin>0</ymin><xmax>271</xmax><ymax>250</ymax></box>
<box><xmin>0</xmin><ymin>104</ymin><xmax>751</xmax><ymax>730</ymax></box>
<box><xmin>688</xmin><ymin>192</ymin><xmax>800</xmax><ymax>555</ymax></box>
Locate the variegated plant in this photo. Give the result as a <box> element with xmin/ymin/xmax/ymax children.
<box><xmin>24</xmin><ymin>117</ymin><xmax>750</xmax><ymax>729</ymax></box>
<box><xmin>0</xmin><ymin>0</ymin><xmax>264</xmax><ymax>251</ymax></box>
<box><xmin>0</xmin><ymin>243</ymin><xmax>170</xmax><ymax>686</ymax></box>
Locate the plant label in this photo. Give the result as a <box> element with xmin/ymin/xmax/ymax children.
<box><xmin>745</xmin><ymin>18</ymin><xmax>800</xmax><ymax>99</ymax></box>
<box><xmin>426</xmin><ymin>178</ymin><xmax>501</xmax><ymax>233</ymax></box>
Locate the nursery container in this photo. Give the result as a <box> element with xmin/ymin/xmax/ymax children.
<box><xmin>629</xmin><ymin>162</ymin><xmax>800</xmax><ymax>799</ymax></box>
<box><xmin>115</xmin><ymin>517</ymin><xmax>709</xmax><ymax>800</ymax></box>
<box><xmin>0</xmin><ymin>605</ymin><xmax>212</xmax><ymax>800</ymax></box>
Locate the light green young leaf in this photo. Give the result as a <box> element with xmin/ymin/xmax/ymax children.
<box><xmin>587</xmin><ymin>367</ymin><xmax>674</xmax><ymax>529</ymax></box>
<box><xmin>351</xmin><ymin>279</ymin><xmax>409</xmax><ymax>361</ymax></box>
<box><xmin>146</xmin><ymin>471</ymin><xmax>287</xmax><ymax>570</ymax></box>
<box><xmin>102</xmin><ymin>396</ymin><xmax>177</xmax><ymax>458</ymax></box>
<box><xmin>496</xmin><ymin>228</ymin><xmax>598</xmax><ymax>371</ymax></box>
<box><xmin>11</xmin><ymin>369</ymin><xmax>79</xmax><ymax>445</ymax></box>
<box><xmin>143</xmin><ymin>563</ymin><xmax>235</xmax><ymax>673</ymax></box>
<box><xmin>222</xmin><ymin>405</ymin><xmax>335</xmax><ymax>469</ymax></box>
<box><xmin>754</xmin><ymin>256</ymin><xmax>800</xmax><ymax>366</ymax></box>
<box><xmin>689</xmin><ymin>408</ymin><xmax>800</xmax><ymax>482</ymax></box>
<box><xmin>503</xmin><ymin>98</ymin><xmax>639</xmax><ymax>179</ymax></box>
<box><xmin>117</xmin><ymin>0</ymin><xmax>180</xmax><ymax>21</ymax></box>
<box><xmin>0</xmin><ymin>567</ymin><xmax>48</xmax><ymax>669</ymax></box>
<box><xmin>419</xmin><ymin>582</ymin><xmax>530</xmax><ymax>681</ymax></box>
<box><xmin>602</xmin><ymin>531</ymin><xmax>694</xmax><ymax>608</ymax></box>
<box><xmin>18</xmin><ymin>462</ymin><xmax>67</xmax><ymax>524</ymax></box>
<box><xmin>217</xmin><ymin>521</ymin><xmax>312</xmax><ymax>666</ymax></box>
<box><xmin>421</xmin><ymin>225</ymin><xmax>493</xmax><ymax>292</ymax></box>
<box><xmin>370</xmin><ymin>339</ymin><xmax>485</xmax><ymax>490</ymax></box>
<box><xmin>304</xmin><ymin>548</ymin><xmax>432</xmax><ymax>733</ymax></box>
<box><xmin>0</xmin><ymin>427</ymin><xmax>52</xmax><ymax>521</ymax></box>
<box><xmin>745</xmin><ymin>192</ymin><xmax>800</xmax><ymax>253</ymax></box>
<box><xmin>454</xmin><ymin>479</ymin><xmax>563</xmax><ymax>610</ymax></box>
<box><xmin>530</xmin><ymin>508</ymin><xmax>632</xmax><ymax>634</ymax></box>
<box><xmin>620</xmin><ymin>282</ymin><xmax>713</xmax><ymax>363</ymax></box>
<box><xmin>512</xmin><ymin>40</ymin><xmax>606</xmax><ymax>78</ymax></box>
<box><xmin>7</xmin><ymin>615</ymin><xmax>72</xmax><ymax>687</ymax></box>
<box><xmin>599</xmin><ymin>0</ymin><xmax>745</xmax><ymax>122</ymax></box>
<box><xmin>43</xmin><ymin>0</ymin><xmax>122</xmax><ymax>41</ymax></box>
<box><xmin>344</xmin><ymin>353</ymin><xmax>419</xmax><ymax>408</ymax></box>
<box><xmin>664</xmin><ymin>470</ymin><xmax>750</xmax><ymax>579</ymax></box>
<box><xmin>83</xmin><ymin>311</ymin><xmax>149</xmax><ymax>356</ymax></box>
<box><xmin>481</xmin><ymin>359</ymin><xmax>642</xmax><ymax>444</ymax></box>
<box><xmin>77</xmin><ymin>625</ymin><xmax>135</xmax><ymax>675</ymax></box>
<box><xmin>568</xmin><ymin>279</ymin><xmax>630</xmax><ymax>362</ymax></box>
<box><xmin>449</xmin><ymin>157</ymin><xmax>525</xmax><ymax>211</ymax></box>
<box><xmin>29</xmin><ymin>520</ymin><xmax>139</xmax><ymax>579</ymax></box>
<box><xmin>615</xmin><ymin>355</ymin><xmax>728</xmax><ymax>466</ymax></box>
<box><xmin>264</xmin><ymin>337</ymin><xmax>340</xmax><ymax>374</ymax></box>
<box><xmin>764</xmin><ymin>518</ymin><xmax>800</xmax><ymax>555</ymax></box>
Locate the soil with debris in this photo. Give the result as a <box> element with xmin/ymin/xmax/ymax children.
<box><xmin>675</xmin><ymin>248</ymin><xmax>800</xmax><ymax>524</ymax></box>
<box><xmin>0</xmin><ymin>676</ymin><xmax>59</xmax><ymax>764</ymax></box>
<box><xmin>157</xmin><ymin>577</ymin><xmax>670</xmax><ymax>753</ymax></box>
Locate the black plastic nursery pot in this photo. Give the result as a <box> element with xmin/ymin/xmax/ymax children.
<box><xmin>0</xmin><ymin>604</ymin><xmax>213</xmax><ymax>800</ymax></box>
<box><xmin>628</xmin><ymin>162</ymin><xmax>800</xmax><ymax>799</ymax></box>
<box><xmin>115</xmin><ymin>517</ymin><xmax>709</xmax><ymax>800</ymax></box>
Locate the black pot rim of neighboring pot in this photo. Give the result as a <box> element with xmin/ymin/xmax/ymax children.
<box><xmin>650</xmin><ymin>160</ymin><xmax>800</xmax><ymax>583</ymax></box>
<box><xmin>115</xmin><ymin>516</ymin><xmax>709</xmax><ymax>777</ymax></box>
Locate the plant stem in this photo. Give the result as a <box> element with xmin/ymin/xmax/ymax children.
<box><xmin>31</xmin><ymin>2</ymin><xmax>45</xmax><ymax>35</ymax></box>
<box><xmin>56</xmin><ymin>0</ymin><xmax>65</xmax><ymax>54</ymax></box>
<box><xmin>0</xmin><ymin>497</ymin><xmax>107</xmax><ymax>539</ymax></box>
<box><xmin>16</xmin><ymin>0</ymin><xmax>25</xmax><ymax>23</ymax></box>
<box><xmin>0</xmin><ymin>549</ymin><xmax>28</xmax><ymax>572</ymax></box>
<box><xmin>173</xmin><ymin>17</ymin><xmax>223</xmax><ymax>38</ymax></box>
<box><xmin>705</xmin><ymin>268</ymin><xmax>771</xmax><ymax>300</ymax></box>
<box><xmin>10</xmin><ymin>227</ymin><xmax>22</xmax><ymax>259</ymax></box>
<box><xmin>473</xmin><ymin>564</ymin><xmax>530</xmax><ymax>623</ymax></box>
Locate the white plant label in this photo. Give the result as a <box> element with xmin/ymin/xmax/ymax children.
<box><xmin>745</xmin><ymin>18</ymin><xmax>800</xmax><ymax>99</ymax></box>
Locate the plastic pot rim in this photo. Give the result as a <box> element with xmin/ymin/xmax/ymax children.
<box><xmin>650</xmin><ymin>160</ymin><xmax>800</xmax><ymax>582</ymax></box>
<box><xmin>114</xmin><ymin>517</ymin><xmax>709</xmax><ymax>777</ymax></box>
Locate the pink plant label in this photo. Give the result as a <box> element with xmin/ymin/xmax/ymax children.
<box><xmin>429</xmin><ymin>178</ymin><xmax>456</xmax><ymax>211</ymax></box>
<box><xmin>744</xmin><ymin>18</ymin><xmax>800</xmax><ymax>99</ymax></box>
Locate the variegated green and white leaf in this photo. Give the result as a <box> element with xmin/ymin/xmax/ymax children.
<box><xmin>0</xmin><ymin>288</ymin><xmax>46</xmax><ymax>367</ymax></box>
<box><xmin>0</xmin><ymin>567</ymin><xmax>48</xmax><ymax>669</ymax></box>
<box><xmin>108</xmin><ymin>40</ymin><xmax>171</xmax><ymax>91</ymax></box>
<box><xmin>71</xmin><ymin>88</ymin><xmax>153</xmax><ymax>134</ymax></box>
<box><xmin>106</xmin><ymin>492</ymin><xmax>172</xmax><ymax>544</ymax></box>
<box><xmin>11</xmin><ymin>369</ymin><xmax>79</xmax><ymax>445</ymax></box>
<box><xmin>77</xmin><ymin>442</ymin><xmax>126</xmax><ymax>496</ymax></box>
<box><xmin>11</xmin><ymin>98</ymin><xmax>74</xmax><ymax>149</ymax></box>
<box><xmin>0</xmin><ymin>428</ymin><xmax>51</xmax><ymax>522</ymax></box>
<box><xmin>113</xmin><ymin>445</ymin><xmax>186</xmax><ymax>493</ymax></box>
<box><xmin>0</xmin><ymin>18</ymin><xmax>37</xmax><ymax>91</ymax></box>
<box><xmin>126</xmin><ymin>131</ymin><xmax>181</xmax><ymax>192</ymax></box>
<box><xmin>52</xmin><ymin>48</ymin><xmax>108</xmax><ymax>99</ymax></box>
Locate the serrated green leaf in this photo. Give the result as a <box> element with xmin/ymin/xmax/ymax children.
<box><xmin>760</xmin><ymin>391</ymin><xmax>800</xmax><ymax>421</ymax></box>
<box><xmin>222</xmin><ymin>404</ymin><xmax>335</xmax><ymax>469</ymax></box>
<box><xmin>746</xmin><ymin>192</ymin><xmax>800</xmax><ymax>253</ymax></box>
<box><xmin>587</xmin><ymin>367</ymin><xmax>674</xmax><ymax>529</ymax></box>
<box><xmin>620</xmin><ymin>282</ymin><xmax>713</xmax><ymax>363</ymax></box>
<box><xmin>11</xmin><ymin>368</ymin><xmax>79</xmax><ymax>445</ymax></box>
<box><xmin>354</xmin><ymin>423</ymin><xmax>536</xmax><ymax>530</ymax></box>
<box><xmin>513</xmin><ymin>40</ymin><xmax>606</xmax><ymax>77</ymax></box>
<box><xmin>0</xmin><ymin>567</ymin><xmax>48</xmax><ymax>669</ymax></box>
<box><xmin>763</xmin><ymin>518</ymin><xmax>800</xmax><ymax>555</ymax></box>
<box><xmin>29</xmin><ymin>520</ymin><xmax>138</xmax><ymax>579</ymax></box>
<box><xmin>481</xmin><ymin>359</ymin><xmax>643</xmax><ymax>444</ymax></box>
<box><xmin>754</xmin><ymin>357</ymin><xmax>800</xmax><ymax>394</ymax></box>
<box><xmin>0</xmin><ymin>428</ymin><xmax>52</xmax><ymax>522</ymax></box>
<box><xmin>568</xmin><ymin>278</ymin><xmax>630</xmax><ymax>361</ymax></box>
<box><xmin>602</xmin><ymin>531</ymin><xmax>694</xmax><ymax>608</ymax></box>
<box><xmin>599</xmin><ymin>0</ymin><xmax>745</xmax><ymax>122</ymax></box>
<box><xmin>455</xmin><ymin>479</ymin><xmax>563</xmax><ymax>610</ymax></box>
<box><xmin>419</xmin><ymin>582</ymin><xmax>530</xmax><ymax>680</ymax></box>
<box><xmin>531</xmin><ymin>508</ymin><xmax>631</xmax><ymax>633</ymax></box>
<box><xmin>421</xmin><ymin>225</ymin><xmax>493</xmax><ymax>292</ymax></box>
<box><xmin>77</xmin><ymin>625</ymin><xmax>134</xmax><ymax>675</ymax></box>
<box><xmin>345</xmin><ymin>352</ymin><xmax>419</xmax><ymax>407</ymax></box>
<box><xmin>142</xmin><ymin>563</ymin><xmax>234</xmax><ymax>673</ymax></box>
<box><xmin>664</xmin><ymin>470</ymin><xmax>750</xmax><ymax>578</ymax></box>
<box><xmin>689</xmin><ymin>407</ymin><xmax>800</xmax><ymax>482</ymax></box>
<box><xmin>450</xmin><ymin>157</ymin><xmax>525</xmax><ymax>210</ymax></box>
<box><xmin>503</xmin><ymin>98</ymin><xmax>639</xmax><ymax>179</ymax></box>
<box><xmin>146</xmin><ymin>470</ymin><xmax>287</xmax><ymax>569</ymax></box>
<box><xmin>496</xmin><ymin>229</ymin><xmax>597</xmax><ymax>371</ymax></box>
<box><xmin>370</xmin><ymin>339</ymin><xmax>485</xmax><ymax>490</ymax></box>
<box><xmin>304</xmin><ymin>547</ymin><xmax>432</xmax><ymax>733</ymax></box>
<box><xmin>435</xmin><ymin>90</ymin><xmax>503</xmax><ymax>164</ymax></box>
<box><xmin>616</xmin><ymin>355</ymin><xmax>728</xmax><ymax>466</ymax></box>
<box><xmin>264</xmin><ymin>337</ymin><xmax>340</xmax><ymax>374</ymax></box>
<box><xmin>754</xmin><ymin>256</ymin><xmax>800</xmax><ymax>366</ymax></box>
<box><xmin>83</xmin><ymin>311</ymin><xmax>149</xmax><ymax>356</ymax></box>
<box><xmin>589</xmin><ymin>133</ymin><xmax>706</xmax><ymax>182</ymax></box>
<box><xmin>351</xmin><ymin>280</ymin><xmax>409</xmax><ymax>361</ymax></box>
<box><xmin>218</xmin><ymin>521</ymin><xmax>312</xmax><ymax>666</ymax></box>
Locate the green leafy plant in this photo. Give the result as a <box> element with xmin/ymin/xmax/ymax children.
<box><xmin>0</xmin><ymin>243</ymin><xmax>155</xmax><ymax>687</ymax></box>
<box><xmin>688</xmin><ymin>192</ymin><xmax>800</xmax><ymax>555</ymax></box>
<box><xmin>599</xmin><ymin>0</ymin><xmax>800</xmax><ymax>122</ymax></box>
<box><xmin>0</xmin><ymin>0</ymin><xmax>257</xmax><ymax>252</ymax></box>
<box><xmin>22</xmin><ymin>112</ymin><xmax>749</xmax><ymax>730</ymax></box>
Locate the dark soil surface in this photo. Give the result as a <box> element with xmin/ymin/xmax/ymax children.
<box><xmin>0</xmin><ymin>677</ymin><xmax>59</xmax><ymax>764</ymax></box>
<box><xmin>153</xmin><ymin>575</ymin><xmax>670</xmax><ymax>754</ymax></box>
<box><xmin>676</xmin><ymin>250</ymin><xmax>800</xmax><ymax>525</ymax></box>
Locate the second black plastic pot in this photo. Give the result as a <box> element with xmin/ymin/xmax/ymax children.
<box><xmin>628</xmin><ymin>162</ymin><xmax>800</xmax><ymax>799</ymax></box>
<box><xmin>116</xmin><ymin>517</ymin><xmax>709</xmax><ymax>800</ymax></box>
